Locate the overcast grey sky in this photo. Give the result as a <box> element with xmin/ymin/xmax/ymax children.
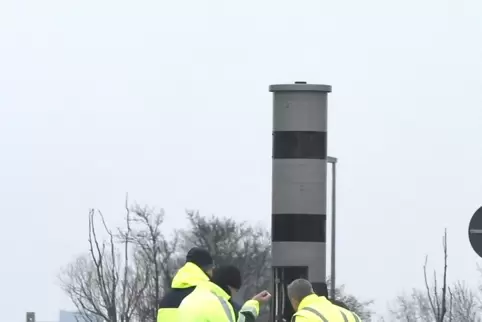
<box><xmin>1</xmin><ymin>0</ymin><xmax>482</xmax><ymax>321</ymax></box>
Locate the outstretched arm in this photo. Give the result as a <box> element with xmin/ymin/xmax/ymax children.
<box><xmin>237</xmin><ymin>299</ymin><xmax>259</xmax><ymax>322</ymax></box>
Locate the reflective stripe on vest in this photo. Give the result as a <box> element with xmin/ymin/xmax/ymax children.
<box><xmin>212</xmin><ymin>293</ymin><xmax>234</xmax><ymax>322</ymax></box>
<box><xmin>340</xmin><ymin>310</ymin><xmax>349</xmax><ymax>322</ymax></box>
<box><xmin>292</xmin><ymin>307</ymin><xmax>328</xmax><ymax>322</ymax></box>
<box><xmin>353</xmin><ymin>313</ymin><xmax>360</xmax><ymax>322</ymax></box>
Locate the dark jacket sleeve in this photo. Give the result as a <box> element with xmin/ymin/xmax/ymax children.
<box><xmin>230</xmin><ymin>299</ymin><xmax>242</xmax><ymax>319</ymax></box>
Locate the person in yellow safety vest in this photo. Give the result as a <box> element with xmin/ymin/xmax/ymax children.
<box><xmin>288</xmin><ymin>279</ymin><xmax>345</xmax><ymax>322</ymax></box>
<box><xmin>178</xmin><ymin>264</ymin><xmax>272</xmax><ymax>322</ymax></box>
<box><xmin>330</xmin><ymin>299</ymin><xmax>362</xmax><ymax>322</ymax></box>
<box><xmin>315</xmin><ymin>282</ymin><xmax>362</xmax><ymax>322</ymax></box>
<box><xmin>157</xmin><ymin>247</ymin><xmax>214</xmax><ymax>322</ymax></box>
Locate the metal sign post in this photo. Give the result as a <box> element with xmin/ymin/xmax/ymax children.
<box><xmin>327</xmin><ymin>156</ymin><xmax>337</xmax><ymax>299</ymax></box>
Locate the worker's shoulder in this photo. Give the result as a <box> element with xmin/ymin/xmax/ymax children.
<box><xmin>302</xmin><ymin>301</ymin><xmax>347</xmax><ymax>321</ymax></box>
<box><xmin>336</xmin><ymin>305</ymin><xmax>350</xmax><ymax>313</ymax></box>
<box><xmin>184</xmin><ymin>285</ymin><xmax>220</xmax><ymax>302</ymax></box>
<box><xmin>180</xmin><ymin>289</ymin><xmax>221</xmax><ymax>313</ymax></box>
<box><xmin>158</xmin><ymin>286</ymin><xmax>196</xmax><ymax>309</ymax></box>
<box><xmin>291</xmin><ymin>314</ymin><xmax>311</xmax><ymax>322</ymax></box>
<box><xmin>334</xmin><ymin>305</ymin><xmax>361</xmax><ymax>322</ymax></box>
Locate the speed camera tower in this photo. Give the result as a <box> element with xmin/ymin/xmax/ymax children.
<box><xmin>270</xmin><ymin>82</ymin><xmax>331</xmax><ymax>322</ymax></box>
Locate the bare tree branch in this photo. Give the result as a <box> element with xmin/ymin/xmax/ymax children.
<box><xmin>125</xmin><ymin>204</ymin><xmax>180</xmax><ymax>321</ymax></box>
<box><xmin>60</xmin><ymin>205</ymin><xmax>148</xmax><ymax>322</ymax></box>
<box><xmin>326</xmin><ymin>281</ymin><xmax>373</xmax><ymax>320</ymax></box>
<box><xmin>391</xmin><ymin>229</ymin><xmax>481</xmax><ymax>322</ymax></box>
<box><xmin>440</xmin><ymin>229</ymin><xmax>448</xmax><ymax>321</ymax></box>
<box><xmin>61</xmin><ymin>205</ymin><xmax>373</xmax><ymax>322</ymax></box>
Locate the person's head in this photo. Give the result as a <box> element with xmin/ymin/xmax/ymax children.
<box><xmin>185</xmin><ymin>247</ymin><xmax>214</xmax><ymax>277</ymax></box>
<box><xmin>287</xmin><ymin>279</ymin><xmax>315</xmax><ymax>311</ymax></box>
<box><xmin>211</xmin><ymin>265</ymin><xmax>242</xmax><ymax>297</ymax></box>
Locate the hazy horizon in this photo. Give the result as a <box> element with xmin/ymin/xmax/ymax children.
<box><xmin>1</xmin><ymin>0</ymin><xmax>482</xmax><ymax>321</ymax></box>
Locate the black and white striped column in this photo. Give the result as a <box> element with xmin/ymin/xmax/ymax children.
<box><xmin>270</xmin><ymin>82</ymin><xmax>331</xmax><ymax>298</ymax></box>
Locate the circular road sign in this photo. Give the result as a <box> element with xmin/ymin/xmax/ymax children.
<box><xmin>468</xmin><ymin>206</ymin><xmax>482</xmax><ymax>258</ymax></box>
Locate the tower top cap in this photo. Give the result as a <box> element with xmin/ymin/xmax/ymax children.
<box><xmin>269</xmin><ymin>82</ymin><xmax>332</xmax><ymax>93</ymax></box>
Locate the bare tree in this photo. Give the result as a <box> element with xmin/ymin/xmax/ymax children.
<box><xmin>390</xmin><ymin>229</ymin><xmax>481</xmax><ymax>322</ymax></box>
<box><xmin>126</xmin><ymin>205</ymin><xmax>181</xmax><ymax>322</ymax></box>
<box><xmin>390</xmin><ymin>289</ymin><xmax>438</xmax><ymax>322</ymax></box>
<box><xmin>390</xmin><ymin>284</ymin><xmax>481</xmax><ymax>322</ymax></box>
<box><xmin>422</xmin><ymin>229</ymin><xmax>449</xmax><ymax>322</ymax></box>
<box><xmin>326</xmin><ymin>280</ymin><xmax>374</xmax><ymax>321</ymax></box>
<box><xmin>59</xmin><ymin>208</ymin><xmax>148</xmax><ymax>322</ymax></box>
<box><xmin>180</xmin><ymin>211</ymin><xmax>271</xmax><ymax>300</ymax></box>
<box><xmin>447</xmin><ymin>281</ymin><xmax>481</xmax><ymax>322</ymax></box>
<box><xmin>60</xmin><ymin>205</ymin><xmax>373</xmax><ymax>322</ymax></box>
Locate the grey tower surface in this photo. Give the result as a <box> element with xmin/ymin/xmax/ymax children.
<box><xmin>270</xmin><ymin>82</ymin><xmax>331</xmax><ymax>321</ymax></box>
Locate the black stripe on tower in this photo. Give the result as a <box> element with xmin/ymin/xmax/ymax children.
<box><xmin>273</xmin><ymin>131</ymin><xmax>327</xmax><ymax>159</ymax></box>
<box><xmin>272</xmin><ymin>214</ymin><xmax>326</xmax><ymax>242</ymax></box>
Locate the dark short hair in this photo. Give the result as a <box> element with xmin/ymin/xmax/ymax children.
<box><xmin>212</xmin><ymin>265</ymin><xmax>242</xmax><ymax>290</ymax></box>
<box><xmin>185</xmin><ymin>247</ymin><xmax>213</xmax><ymax>269</ymax></box>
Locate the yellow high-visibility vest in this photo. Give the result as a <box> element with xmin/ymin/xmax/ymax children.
<box><xmin>157</xmin><ymin>262</ymin><xmax>210</xmax><ymax>322</ymax></box>
<box><xmin>292</xmin><ymin>294</ymin><xmax>345</xmax><ymax>322</ymax></box>
<box><xmin>178</xmin><ymin>281</ymin><xmax>259</xmax><ymax>322</ymax></box>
